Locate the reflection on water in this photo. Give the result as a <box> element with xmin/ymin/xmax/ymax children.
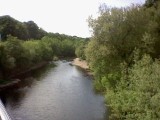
<box><xmin>0</xmin><ymin>61</ymin><xmax>106</xmax><ymax>120</ymax></box>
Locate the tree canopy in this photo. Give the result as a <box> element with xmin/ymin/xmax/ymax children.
<box><xmin>83</xmin><ymin>1</ymin><xmax>160</xmax><ymax>119</ymax></box>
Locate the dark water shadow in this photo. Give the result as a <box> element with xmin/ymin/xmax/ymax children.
<box><xmin>0</xmin><ymin>63</ymin><xmax>56</xmax><ymax>107</ymax></box>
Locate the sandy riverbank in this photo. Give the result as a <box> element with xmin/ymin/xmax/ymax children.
<box><xmin>72</xmin><ymin>58</ymin><xmax>89</xmax><ymax>69</ymax></box>
<box><xmin>72</xmin><ymin>58</ymin><xmax>93</xmax><ymax>76</ymax></box>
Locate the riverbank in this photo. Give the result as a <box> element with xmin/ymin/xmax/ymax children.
<box><xmin>72</xmin><ymin>58</ymin><xmax>89</xmax><ymax>69</ymax></box>
<box><xmin>10</xmin><ymin>62</ymin><xmax>48</xmax><ymax>78</ymax></box>
<box><xmin>0</xmin><ymin>62</ymin><xmax>49</xmax><ymax>90</ymax></box>
<box><xmin>72</xmin><ymin>58</ymin><xmax>93</xmax><ymax>76</ymax></box>
<box><xmin>0</xmin><ymin>79</ymin><xmax>21</xmax><ymax>91</ymax></box>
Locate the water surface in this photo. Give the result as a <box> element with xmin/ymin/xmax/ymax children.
<box><xmin>1</xmin><ymin>61</ymin><xmax>106</xmax><ymax>120</ymax></box>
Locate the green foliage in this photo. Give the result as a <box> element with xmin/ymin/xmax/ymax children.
<box><xmin>85</xmin><ymin>2</ymin><xmax>160</xmax><ymax>120</ymax></box>
<box><xmin>24</xmin><ymin>21</ymin><xmax>47</xmax><ymax>39</ymax></box>
<box><xmin>0</xmin><ymin>33</ymin><xmax>85</xmax><ymax>79</ymax></box>
<box><xmin>4</xmin><ymin>35</ymin><xmax>27</xmax><ymax>68</ymax></box>
<box><xmin>0</xmin><ymin>15</ymin><xmax>47</xmax><ymax>40</ymax></box>
<box><xmin>75</xmin><ymin>40</ymin><xmax>87</xmax><ymax>59</ymax></box>
<box><xmin>23</xmin><ymin>40</ymin><xmax>42</xmax><ymax>64</ymax></box>
<box><xmin>93</xmin><ymin>72</ymin><xmax>120</xmax><ymax>92</ymax></box>
<box><xmin>41</xmin><ymin>36</ymin><xmax>61</xmax><ymax>56</ymax></box>
<box><xmin>144</xmin><ymin>0</ymin><xmax>159</xmax><ymax>8</ymax></box>
<box><xmin>0</xmin><ymin>15</ymin><xmax>86</xmax><ymax>41</ymax></box>
<box><xmin>106</xmin><ymin>55</ymin><xmax>160</xmax><ymax>120</ymax></box>
<box><xmin>39</xmin><ymin>39</ymin><xmax>53</xmax><ymax>61</ymax></box>
<box><xmin>60</xmin><ymin>39</ymin><xmax>76</xmax><ymax>57</ymax></box>
<box><xmin>41</xmin><ymin>36</ymin><xmax>80</xmax><ymax>58</ymax></box>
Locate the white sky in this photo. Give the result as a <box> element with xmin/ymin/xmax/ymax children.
<box><xmin>0</xmin><ymin>0</ymin><xmax>145</xmax><ymax>38</ymax></box>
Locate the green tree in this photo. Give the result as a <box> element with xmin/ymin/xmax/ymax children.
<box><xmin>24</xmin><ymin>21</ymin><xmax>46</xmax><ymax>39</ymax></box>
<box><xmin>75</xmin><ymin>40</ymin><xmax>87</xmax><ymax>59</ymax></box>
<box><xmin>61</xmin><ymin>39</ymin><xmax>76</xmax><ymax>57</ymax></box>
<box><xmin>85</xmin><ymin>3</ymin><xmax>160</xmax><ymax>119</ymax></box>
<box><xmin>0</xmin><ymin>15</ymin><xmax>29</xmax><ymax>40</ymax></box>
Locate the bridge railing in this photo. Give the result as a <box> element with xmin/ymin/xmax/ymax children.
<box><xmin>0</xmin><ymin>99</ymin><xmax>11</xmax><ymax>120</ymax></box>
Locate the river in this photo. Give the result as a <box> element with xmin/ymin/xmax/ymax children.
<box><xmin>0</xmin><ymin>61</ymin><xmax>106</xmax><ymax>120</ymax></box>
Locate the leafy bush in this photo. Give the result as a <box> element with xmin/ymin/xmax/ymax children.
<box><xmin>85</xmin><ymin>2</ymin><xmax>160</xmax><ymax>120</ymax></box>
<box><xmin>105</xmin><ymin>54</ymin><xmax>160</xmax><ymax>120</ymax></box>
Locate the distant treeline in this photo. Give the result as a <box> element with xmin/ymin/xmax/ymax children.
<box><xmin>0</xmin><ymin>15</ymin><xmax>88</xmax><ymax>41</ymax></box>
<box><xmin>0</xmin><ymin>15</ymin><xmax>88</xmax><ymax>80</ymax></box>
<box><xmin>76</xmin><ymin>1</ymin><xmax>160</xmax><ymax>120</ymax></box>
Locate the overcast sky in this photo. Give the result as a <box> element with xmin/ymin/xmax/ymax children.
<box><xmin>0</xmin><ymin>0</ymin><xmax>145</xmax><ymax>38</ymax></box>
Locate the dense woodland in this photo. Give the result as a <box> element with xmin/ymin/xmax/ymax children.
<box><xmin>0</xmin><ymin>15</ymin><xmax>87</xmax><ymax>79</ymax></box>
<box><xmin>1</xmin><ymin>0</ymin><xmax>160</xmax><ymax>119</ymax></box>
<box><xmin>75</xmin><ymin>0</ymin><xmax>160</xmax><ymax>119</ymax></box>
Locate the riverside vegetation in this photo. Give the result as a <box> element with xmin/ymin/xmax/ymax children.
<box><xmin>76</xmin><ymin>1</ymin><xmax>160</xmax><ymax>120</ymax></box>
<box><xmin>1</xmin><ymin>0</ymin><xmax>160</xmax><ymax>119</ymax></box>
<box><xmin>0</xmin><ymin>15</ymin><xmax>88</xmax><ymax>80</ymax></box>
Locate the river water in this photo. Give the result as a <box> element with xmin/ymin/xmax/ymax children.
<box><xmin>0</xmin><ymin>61</ymin><xmax>106</xmax><ymax>120</ymax></box>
